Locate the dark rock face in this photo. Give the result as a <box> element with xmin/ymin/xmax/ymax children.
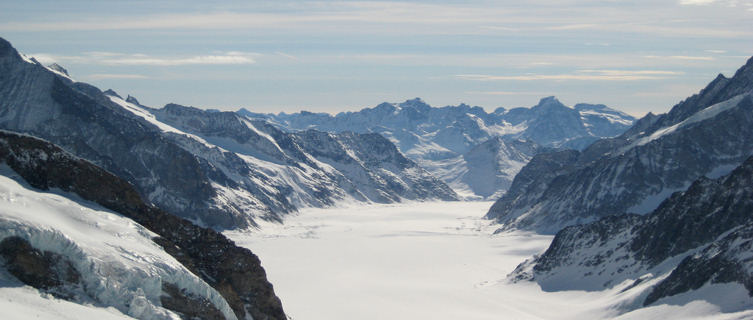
<box><xmin>487</xmin><ymin>149</ymin><xmax>580</xmax><ymax>228</ymax></box>
<box><xmin>0</xmin><ymin>131</ymin><xmax>286</xmax><ymax>320</ymax></box>
<box><xmin>643</xmin><ymin>222</ymin><xmax>753</xmax><ymax>306</ymax></box>
<box><xmin>531</xmin><ymin>214</ymin><xmax>643</xmax><ymax>277</ymax></box>
<box><xmin>511</xmin><ymin>155</ymin><xmax>753</xmax><ymax>307</ymax></box>
<box><xmin>0</xmin><ymin>236</ymin><xmax>81</xmax><ymax>299</ymax></box>
<box><xmin>487</xmin><ymin>56</ymin><xmax>753</xmax><ymax>233</ymax></box>
<box><xmin>161</xmin><ymin>282</ymin><xmax>227</xmax><ymax>320</ymax></box>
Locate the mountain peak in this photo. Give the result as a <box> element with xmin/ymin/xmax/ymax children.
<box><xmin>400</xmin><ymin>97</ymin><xmax>431</xmax><ymax>110</ymax></box>
<box><xmin>643</xmin><ymin>55</ymin><xmax>752</xmax><ymax>135</ymax></box>
<box><xmin>533</xmin><ymin>96</ymin><xmax>570</xmax><ymax>112</ymax></box>
<box><xmin>539</xmin><ymin>95</ymin><xmax>558</xmax><ymax>103</ymax></box>
<box><xmin>374</xmin><ymin>102</ymin><xmax>397</xmax><ymax>111</ymax></box>
<box><xmin>103</xmin><ymin>89</ymin><xmax>122</xmax><ymax>99</ymax></box>
<box><xmin>0</xmin><ymin>37</ymin><xmax>15</xmax><ymax>58</ymax></box>
<box><xmin>47</xmin><ymin>63</ymin><xmax>69</xmax><ymax>76</ymax></box>
<box><xmin>536</xmin><ymin>96</ymin><xmax>566</xmax><ymax>108</ymax></box>
<box><xmin>739</xmin><ymin>55</ymin><xmax>753</xmax><ymax>71</ymax></box>
<box><xmin>125</xmin><ymin>95</ymin><xmax>142</xmax><ymax>106</ymax></box>
<box><xmin>730</xmin><ymin>55</ymin><xmax>753</xmax><ymax>84</ymax></box>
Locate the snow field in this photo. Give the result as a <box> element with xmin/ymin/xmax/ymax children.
<box><xmin>227</xmin><ymin>201</ymin><xmax>753</xmax><ymax>320</ymax></box>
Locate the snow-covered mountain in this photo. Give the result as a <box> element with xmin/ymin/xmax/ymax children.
<box><xmin>0</xmin><ymin>130</ymin><xmax>285</xmax><ymax>320</ymax></box>
<box><xmin>0</xmin><ymin>37</ymin><xmax>456</xmax><ymax>229</ymax></box>
<box><xmin>117</xmin><ymin>97</ymin><xmax>458</xmax><ymax>209</ymax></box>
<box><xmin>487</xmin><ymin>56</ymin><xmax>753</xmax><ymax>233</ymax></box>
<box><xmin>455</xmin><ymin>137</ymin><xmax>548</xmax><ymax>199</ymax></box>
<box><xmin>242</xmin><ymin>96</ymin><xmax>634</xmax><ymax>199</ymax></box>
<box><xmin>510</xmin><ymin>155</ymin><xmax>753</xmax><ymax>314</ymax></box>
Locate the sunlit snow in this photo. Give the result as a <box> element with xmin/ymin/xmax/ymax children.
<box><xmin>0</xmin><ymin>168</ymin><xmax>237</xmax><ymax>320</ymax></box>
<box><xmin>226</xmin><ymin>202</ymin><xmax>753</xmax><ymax>320</ymax></box>
<box><xmin>629</xmin><ymin>93</ymin><xmax>749</xmax><ymax>150</ymax></box>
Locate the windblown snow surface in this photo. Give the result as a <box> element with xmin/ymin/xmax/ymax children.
<box><xmin>227</xmin><ymin>202</ymin><xmax>753</xmax><ymax>320</ymax></box>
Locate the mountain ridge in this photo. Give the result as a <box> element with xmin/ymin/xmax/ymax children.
<box><xmin>487</xmin><ymin>55</ymin><xmax>753</xmax><ymax>233</ymax></box>
<box><xmin>509</xmin><ymin>154</ymin><xmax>753</xmax><ymax>313</ymax></box>
<box><xmin>0</xmin><ymin>36</ymin><xmax>456</xmax><ymax>229</ymax></box>
<box><xmin>241</xmin><ymin>95</ymin><xmax>635</xmax><ymax>199</ymax></box>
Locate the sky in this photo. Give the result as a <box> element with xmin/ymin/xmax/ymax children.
<box><xmin>1</xmin><ymin>0</ymin><xmax>752</xmax><ymax>117</ymax></box>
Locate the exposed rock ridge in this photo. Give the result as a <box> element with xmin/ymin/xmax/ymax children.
<box><xmin>510</xmin><ymin>155</ymin><xmax>753</xmax><ymax>309</ymax></box>
<box><xmin>487</xmin><ymin>56</ymin><xmax>753</xmax><ymax>233</ymax></box>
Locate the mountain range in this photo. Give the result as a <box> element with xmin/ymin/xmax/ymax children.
<box><xmin>241</xmin><ymin>96</ymin><xmax>635</xmax><ymax>199</ymax></box>
<box><xmin>0</xmin><ymin>37</ymin><xmax>455</xmax><ymax>230</ymax></box>
<box><xmin>4</xmin><ymin>33</ymin><xmax>751</xmax><ymax>318</ymax></box>
<box><xmin>487</xmin><ymin>55</ymin><xmax>753</xmax><ymax>233</ymax></box>
<box><xmin>504</xmin><ymin>55</ymin><xmax>753</xmax><ymax>314</ymax></box>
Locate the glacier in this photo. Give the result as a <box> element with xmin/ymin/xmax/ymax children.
<box><xmin>0</xmin><ymin>166</ymin><xmax>237</xmax><ymax>320</ymax></box>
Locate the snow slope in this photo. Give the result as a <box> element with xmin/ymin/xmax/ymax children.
<box><xmin>0</xmin><ymin>284</ymin><xmax>135</xmax><ymax>320</ymax></box>
<box><xmin>0</xmin><ymin>166</ymin><xmax>236</xmax><ymax>320</ymax></box>
<box><xmin>226</xmin><ymin>202</ymin><xmax>752</xmax><ymax>320</ymax></box>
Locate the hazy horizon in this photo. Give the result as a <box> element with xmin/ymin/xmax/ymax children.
<box><xmin>2</xmin><ymin>0</ymin><xmax>752</xmax><ymax>117</ymax></box>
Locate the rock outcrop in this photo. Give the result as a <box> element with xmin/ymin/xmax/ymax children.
<box><xmin>0</xmin><ymin>130</ymin><xmax>285</xmax><ymax>320</ymax></box>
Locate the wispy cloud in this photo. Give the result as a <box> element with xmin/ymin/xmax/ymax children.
<box><xmin>2</xmin><ymin>1</ymin><xmax>750</xmax><ymax>39</ymax></box>
<box><xmin>101</xmin><ymin>55</ymin><xmax>255</xmax><ymax>66</ymax></box>
<box><xmin>465</xmin><ymin>91</ymin><xmax>544</xmax><ymax>96</ymax></box>
<box><xmin>479</xmin><ymin>26</ymin><xmax>521</xmax><ymax>32</ymax></box>
<box><xmin>679</xmin><ymin>0</ymin><xmax>753</xmax><ymax>7</ymax></box>
<box><xmin>275</xmin><ymin>52</ymin><xmax>300</xmax><ymax>61</ymax></box>
<box><xmin>546</xmin><ymin>23</ymin><xmax>598</xmax><ymax>31</ymax></box>
<box><xmin>0</xmin><ymin>4</ymin><xmax>507</xmax><ymax>33</ymax></box>
<box><xmin>579</xmin><ymin>69</ymin><xmax>684</xmax><ymax>76</ymax></box>
<box><xmin>457</xmin><ymin>69</ymin><xmax>683</xmax><ymax>81</ymax></box>
<box><xmin>679</xmin><ymin>0</ymin><xmax>753</xmax><ymax>5</ymax></box>
<box><xmin>679</xmin><ymin>0</ymin><xmax>718</xmax><ymax>5</ymax></box>
<box><xmin>87</xmin><ymin>74</ymin><xmax>149</xmax><ymax>80</ymax></box>
<box><xmin>643</xmin><ymin>55</ymin><xmax>715</xmax><ymax>61</ymax></box>
<box><xmin>32</xmin><ymin>51</ymin><xmax>257</xmax><ymax>66</ymax></box>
